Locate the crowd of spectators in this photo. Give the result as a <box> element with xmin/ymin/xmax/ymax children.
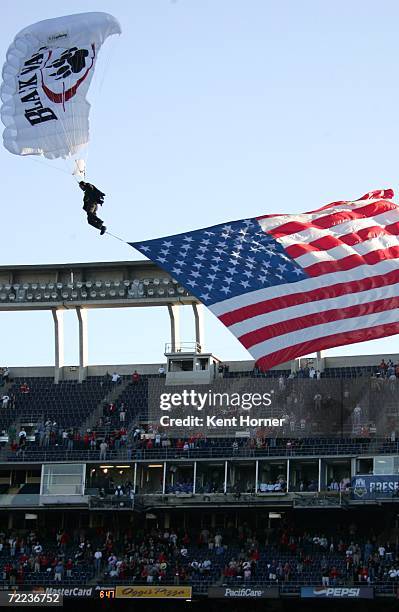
<box><xmin>1</xmin><ymin>520</ymin><xmax>397</xmax><ymax>590</ymax></box>
<box><xmin>0</xmin><ymin>362</ymin><xmax>398</xmax><ymax>464</ymax></box>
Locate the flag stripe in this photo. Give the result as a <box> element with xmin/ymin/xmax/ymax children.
<box><xmin>271</xmin><ymin>209</ymin><xmax>399</xmax><ymax>255</ymax></box>
<box><xmin>284</xmin><ymin>219</ymin><xmax>399</xmax><ymax>259</ymax></box>
<box><xmin>303</xmin><ymin>189</ymin><xmax>395</xmax><ymax>214</ymax></box>
<box><xmin>214</xmin><ymin>261</ymin><xmax>399</xmax><ymax>324</ymax></box>
<box><xmin>303</xmin><ymin>244</ymin><xmax>399</xmax><ymax>276</ymax></box>
<box><xmin>249</xmin><ymin>306</ymin><xmax>399</xmax><ymax>361</ymax></box>
<box><xmin>294</xmin><ymin>235</ymin><xmax>399</xmax><ymax>269</ymax></box>
<box><xmin>256</xmin><ymin>320</ymin><xmax>399</xmax><ymax>371</ymax></box>
<box><xmin>259</xmin><ymin>200</ymin><xmax>396</xmax><ymax>236</ymax></box>
<box><xmin>238</xmin><ymin>293</ymin><xmax>399</xmax><ymax>349</ymax></box>
<box><xmin>228</xmin><ymin>279</ymin><xmax>399</xmax><ymax>338</ymax></box>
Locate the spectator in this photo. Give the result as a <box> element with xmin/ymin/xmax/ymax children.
<box><xmin>94</xmin><ymin>549</ymin><xmax>102</xmax><ymax>575</ymax></box>
<box><xmin>19</xmin><ymin>382</ymin><xmax>30</xmax><ymax>394</ymax></box>
<box><xmin>100</xmin><ymin>441</ymin><xmax>108</xmax><ymax>461</ymax></box>
<box><xmin>111</xmin><ymin>372</ymin><xmax>121</xmax><ymax>384</ymax></box>
<box><xmin>54</xmin><ymin>561</ymin><xmax>63</xmax><ymax>582</ymax></box>
<box><xmin>132</xmin><ymin>370</ymin><xmax>140</xmax><ymax>384</ymax></box>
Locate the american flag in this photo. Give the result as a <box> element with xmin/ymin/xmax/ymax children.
<box><xmin>130</xmin><ymin>189</ymin><xmax>399</xmax><ymax>370</ymax></box>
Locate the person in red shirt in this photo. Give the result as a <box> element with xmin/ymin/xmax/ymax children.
<box><xmin>16</xmin><ymin>565</ymin><xmax>24</xmax><ymax>585</ymax></box>
<box><xmin>330</xmin><ymin>566</ymin><xmax>339</xmax><ymax>584</ymax></box>
<box><xmin>60</xmin><ymin>532</ymin><xmax>69</xmax><ymax>552</ymax></box>
<box><xmin>132</xmin><ymin>370</ymin><xmax>140</xmax><ymax>384</ymax></box>
<box><xmin>19</xmin><ymin>382</ymin><xmax>30</xmax><ymax>394</ymax></box>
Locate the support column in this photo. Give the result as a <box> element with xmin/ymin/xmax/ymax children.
<box><xmin>52</xmin><ymin>308</ymin><xmax>64</xmax><ymax>384</ymax></box>
<box><xmin>192</xmin><ymin>302</ymin><xmax>205</xmax><ymax>351</ymax></box>
<box><xmin>133</xmin><ymin>463</ymin><xmax>137</xmax><ymax>493</ymax></box>
<box><xmin>316</xmin><ymin>351</ymin><xmax>325</xmax><ymax>373</ymax></box>
<box><xmin>193</xmin><ymin>462</ymin><xmax>197</xmax><ymax>494</ymax></box>
<box><xmin>224</xmin><ymin>460</ymin><xmax>228</xmax><ymax>494</ymax></box>
<box><xmin>255</xmin><ymin>460</ymin><xmax>259</xmax><ymax>493</ymax></box>
<box><xmin>76</xmin><ymin>307</ymin><xmax>88</xmax><ymax>382</ymax></box>
<box><xmin>167</xmin><ymin>304</ymin><xmax>180</xmax><ymax>352</ymax></box>
<box><xmin>162</xmin><ymin>462</ymin><xmax>167</xmax><ymax>495</ymax></box>
<box><xmin>318</xmin><ymin>458</ymin><xmax>322</xmax><ymax>492</ymax></box>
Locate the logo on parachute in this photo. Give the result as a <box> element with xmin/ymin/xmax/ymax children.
<box><xmin>18</xmin><ymin>44</ymin><xmax>95</xmax><ymax>126</ymax></box>
<box><xmin>41</xmin><ymin>45</ymin><xmax>96</xmax><ymax>105</ymax></box>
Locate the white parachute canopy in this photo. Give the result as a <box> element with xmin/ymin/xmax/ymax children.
<box><xmin>1</xmin><ymin>12</ymin><xmax>121</xmax><ymax>160</ymax></box>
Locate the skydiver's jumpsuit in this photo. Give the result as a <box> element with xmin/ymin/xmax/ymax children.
<box><xmin>80</xmin><ymin>182</ymin><xmax>106</xmax><ymax>232</ymax></box>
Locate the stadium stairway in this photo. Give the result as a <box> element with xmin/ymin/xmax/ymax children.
<box><xmin>80</xmin><ymin>378</ymin><xmax>131</xmax><ymax>433</ymax></box>
<box><xmin>0</xmin><ymin>379</ymin><xmax>18</xmax><ymax>429</ymax></box>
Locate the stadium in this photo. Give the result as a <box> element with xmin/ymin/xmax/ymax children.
<box><xmin>0</xmin><ymin>260</ymin><xmax>397</xmax><ymax>611</ymax></box>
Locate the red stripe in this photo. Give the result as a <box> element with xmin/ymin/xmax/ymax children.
<box><xmin>338</xmin><ymin>221</ymin><xmax>399</xmax><ymax>246</ymax></box>
<box><xmin>285</xmin><ymin>236</ymin><xmax>342</xmax><ymax>258</ymax></box>
<box><xmin>218</xmin><ymin>268</ymin><xmax>399</xmax><ymax>327</ymax></box>
<box><xmin>269</xmin><ymin>200</ymin><xmax>396</xmax><ymax>238</ymax></box>
<box><xmin>284</xmin><ymin>221</ymin><xmax>399</xmax><ymax>259</ymax></box>
<box><xmin>304</xmin><ymin>244</ymin><xmax>399</xmax><ymax>276</ymax></box>
<box><xmin>255</xmin><ymin>320</ymin><xmax>399</xmax><ymax>371</ymax></box>
<box><xmin>306</xmin><ymin>199</ymin><xmax>395</xmax><ymax>229</ymax></box>
<box><xmin>304</xmin><ymin>189</ymin><xmax>394</xmax><ymax>214</ymax></box>
<box><xmin>239</xmin><ymin>295</ymin><xmax>399</xmax><ymax>349</ymax></box>
<box><xmin>256</xmin><ymin>190</ymin><xmax>394</xmax><ymax>222</ymax></box>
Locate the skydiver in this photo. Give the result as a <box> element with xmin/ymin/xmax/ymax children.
<box><xmin>79</xmin><ymin>181</ymin><xmax>107</xmax><ymax>235</ymax></box>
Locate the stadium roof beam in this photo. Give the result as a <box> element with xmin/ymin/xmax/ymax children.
<box><xmin>0</xmin><ymin>261</ymin><xmax>201</xmax><ymax>383</ymax></box>
<box><xmin>0</xmin><ymin>261</ymin><xmax>197</xmax><ymax>310</ymax></box>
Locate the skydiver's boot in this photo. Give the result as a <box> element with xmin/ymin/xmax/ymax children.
<box><xmin>87</xmin><ymin>212</ymin><xmax>104</xmax><ymax>232</ymax></box>
<box><xmin>100</xmin><ymin>225</ymin><xmax>107</xmax><ymax>236</ymax></box>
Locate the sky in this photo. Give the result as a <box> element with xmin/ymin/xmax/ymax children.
<box><xmin>2</xmin><ymin>0</ymin><xmax>399</xmax><ymax>366</ymax></box>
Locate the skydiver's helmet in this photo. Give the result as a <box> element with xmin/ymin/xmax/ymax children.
<box><xmin>79</xmin><ymin>181</ymin><xmax>86</xmax><ymax>190</ymax></box>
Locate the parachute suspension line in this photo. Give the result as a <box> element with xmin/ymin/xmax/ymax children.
<box><xmin>105</xmin><ymin>230</ymin><xmax>127</xmax><ymax>244</ymax></box>
<box><xmin>83</xmin><ymin>38</ymin><xmax>118</xmax><ymax>175</ymax></box>
<box><xmin>27</xmin><ymin>156</ymin><xmax>71</xmax><ymax>175</ymax></box>
<box><xmin>97</xmin><ymin>36</ymin><xmax>118</xmax><ymax>95</ymax></box>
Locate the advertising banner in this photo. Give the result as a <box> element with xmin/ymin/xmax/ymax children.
<box><xmin>301</xmin><ymin>587</ymin><xmax>374</xmax><ymax>599</ymax></box>
<box><xmin>208</xmin><ymin>586</ymin><xmax>279</xmax><ymax>599</ymax></box>
<box><xmin>351</xmin><ymin>475</ymin><xmax>399</xmax><ymax>499</ymax></box>
<box><xmin>115</xmin><ymin>586</ymin><xmax>192</xmax><ymax>599</ymax></box>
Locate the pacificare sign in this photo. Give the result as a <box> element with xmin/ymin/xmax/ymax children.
<box><xmin>208</xmin><ymin>586</ymin><xmax>279</xmax><ymax>599</ymax></box>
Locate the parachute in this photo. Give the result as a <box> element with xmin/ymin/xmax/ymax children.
<box><xmin>0</xmin><ymin>12</ymin><xmax>121</xmax><ymax>166</ymax></box>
